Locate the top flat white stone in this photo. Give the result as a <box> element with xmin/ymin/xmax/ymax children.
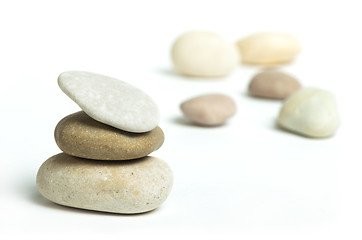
<box><xmin>58</xmin><ymin>71</ymin><xmax>160</xmax><ymax>133</ymax></box>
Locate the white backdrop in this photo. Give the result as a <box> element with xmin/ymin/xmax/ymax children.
<box><xmin>1</xmin><ymin>0</ymin><xmax>361</xmax><ymax>239</ymax></box>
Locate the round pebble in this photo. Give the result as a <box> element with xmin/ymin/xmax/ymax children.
<box><xmin>36</xmin><ymin>153</ymin><xmax>173</xmax><ymax>214</ymax></box>
<box><xmin>277</xmin><ymin>88</ymin><xmax>340</xmax><ymax>138</ymax></box>
<box><xmin>55</xmin><ymin>111</ymin><xmax>165</xmax><ymax>160</ymax></box>
<box><xmin>237</xmin><ymin>32</ymin><xmax>301</xmax><ymax>65</ymax></box>
<box><xmin>248</xmin><ymin>70</ymin><xmax>301</xmax><ymax>99</ymax></box>
<box><xmin>58</xmin><ymin>71</ymin><xmax>160</xmax><ymax>133</ymax></box>
<box><xmin>180</xmin><ymin>94</ymin><xmax>236</xmax><ymax>126</ymax></box>
<box><xmin>171</xmin><ymin>31</ymin><xmax>240</xmax><ymax>77</ymax></box>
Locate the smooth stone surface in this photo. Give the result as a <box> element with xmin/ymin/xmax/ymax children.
<box><xmin>55</xmin><ymin>111</ymin><xmax>164</xmax><ymax>160</ymax></box>
<box><xmin>278</xmin><ymin>88</ymin><xmax>340</xmax><ymax>138</ymax></box>
<box><xmin>58</xmin><ymin>71</ymin><xmax>160</xmax><ymax>133</ymax></box>
<box><xmin>249</xmin><ymin>70</ymin><xmax>301</xmax><ymax>99</ymax></box>
<box><xmin>171</xmin><ymin>31</ymin><xmax>240</xmax><ymax>77</ymax></box>
<box><xmin>237</xmin><ymin>33</ymin><xmax>301</xmax><ymax>65</ymax></box>
<box><xmin>180</xmin><ymin>94</ymin><xmax>236</xmax><ymax>126</ymax></box>
<box><xmin>36</xmin><ymin>153</ymin><xmax>173</xmax><ymax>214</ymax></box>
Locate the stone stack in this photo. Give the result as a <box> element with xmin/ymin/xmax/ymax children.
<box><xmin>36</xmin><ymin>71</ymin><xmax>173</xmax><ymax>214</ymax></box>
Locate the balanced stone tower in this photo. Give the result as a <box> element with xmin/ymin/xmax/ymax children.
<box><xmin>36</xmin><ymin>71</ymin><xmax>173</xmax><ymax>214</ymax></box>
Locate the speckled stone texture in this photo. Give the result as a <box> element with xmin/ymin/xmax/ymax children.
<box><xmin>36</xmin><ymin>153</ymin><xmax>173</xmax><ymax>214</ymax></box>
<box><xmin>171</xmin><ymin>31</ymin><xmax>240</xmax><ymax>77</ymax></box>
<box><xmin>55</xmin><ymin>111</ymin><xmax>165</xmax><ymax>160</ymax></box>
<box><xmin>58</xmin><ymin>71</ymin><xmax>160</xmax><ymax>133</ymax></box>
<box><xmin>278</xmin><ymin>88</ymin><xmax>340</xmax><ymax>138</ymax></box>
<box><xmin>248</xmin><ymin>70</ymin><xmax>301</xmax><ymax>99</ymax></box>
<box><xmin>180</xmin><ymin>94</ymin><xmax>236</xmax><ymax>126</ymax></box>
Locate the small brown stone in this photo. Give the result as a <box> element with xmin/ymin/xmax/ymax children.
<box><xmin>180</xmin><ymin>94</ymin><xmax>236</xmax><ymax>126</ymax></box>
<box><xmin>248</xmin><ymin>70</ymin><xmax>301</xmax><ymax>99</ymax></box>
<box><xmin>54</xmin><ymin>111</ymin><xmax>164</xmax><ymax>160</ymax></box>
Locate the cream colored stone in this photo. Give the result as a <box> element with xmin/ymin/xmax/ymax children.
<box><xmin>249</xmin><ymin>70</ymin><xmax>301</xmax><ymax>99</ymax></box>
<box><xmin>277</xmin><ymin>88</ymin><xmax>340</xmax><ymax>138</ymax></box>
<box><xmin>180</xmin><ymin>94</ymin><xmax>236</xmax><ymax>126</ymax></box>
<box><xmin>171</xmin><ymin>31</ymin><xmax>240</xmax><ymax>77</ymax></box>
<box><xmin>36</xmin><ymin>153</ymin><xmax>173</xmax><ymax>214</ymax></box>
<box><xmin>237</xmin><ymin>33</ymin><xmax>301</xmax><ymax>65</ymax></box>
<box><xmin>54</xmin><ymin>111</ymin><xmax>165</xmax><ymax>160</ymax></box>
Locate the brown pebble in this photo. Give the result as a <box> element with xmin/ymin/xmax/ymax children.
<box><xmin>248</xmin><ymin>70</ymin><xmax>301</xmax><ymax>99</ymax></box>
<box><xmin>180</xmin><ymin>94</ymin><xmax>236</xmax><ymax>126</ymax></box>
<box><xmin>54</xmin><ymin>111</ymin><xmax>164</xmax><ymax>160</ymax></box>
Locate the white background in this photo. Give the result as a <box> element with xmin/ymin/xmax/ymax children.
<box><xmin>1</xmin><ymin>0</ymin><xmax>362</xmax><ymax>239</ymax></box>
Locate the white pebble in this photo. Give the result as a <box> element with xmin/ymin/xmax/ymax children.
<box><xmin>172</xmin><ymin>31</ymin><xmax>240</xmax><ymax>77</ymax></box>
<box><xmin>278</xmin><ymin>88</ymin><xmax>340</xmax><ymax>138</ymax></box>
<box><xmin>58</xmin><ymin>71</ymin><xmax>160</xmax><ymax>133</ymax></box>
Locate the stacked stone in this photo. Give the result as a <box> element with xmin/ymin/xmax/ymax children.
<box><xmin>36</xmin><ymin>71</ymin><xmax>173</xmax><ymax>214</ymax></box>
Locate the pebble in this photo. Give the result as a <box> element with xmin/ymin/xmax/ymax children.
<box><xmin>58</xmin><ymin>71</ymin><xmax>159</xmax><ymax>133</ymax></box>
<box><xmin>249</xmin><ymin>70</ymin><xmax>301</xmax><ymax>99</ymax></box>
<box><xmin>54</xmin><ymin>111</ymin><xmax>165</xmax><ymax>160</ymax></box>
<box><xmin>277</xmin><ymin>88</ymin><xmax>340</xmax><ymax>138</ymax></box>
<box><xmin>237</xmin><ymin>33</ymin><xmax>301</xmax><ymax>65</ymax></box>
<box><xmin>180</xmin><ymin>94</ymin><xmax>236</xmax><ymax>126</ymax></box>
<box><xmin>36</xmin><ymin>153</ymin><xmax>173</xmax><ymax>214</ymax></box>
<box><xmin>171</xmin><ymin>31</ymin><xmax>240</xmax><ymax>77</ymax></box>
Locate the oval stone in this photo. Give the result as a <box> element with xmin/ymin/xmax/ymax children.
<box><xmin>277</xmin><ymin>88</ymin><xmax>340</xmax><ymax>138</ymax></box>
<box><xmin>237</xmin><ymin>33</ymin><xmax>301</xmax><ymax>65</ymax></box>
<box><xmin>180</xmin><ymin>94</ymin><xmax>236</xmax><ymax>126</ymax></box>
<box><xmin>55</xmin><ymin>111</ymin><xmax>164</xmax><ymax>160</ymax></box>
<box><xmin>171</xmin><ymin>31</ymin><xmax>240</xmax><ymax>77</ymax></box>
<box><xmin>58</xmin><ymin>71</ymin><xmax>160</xmax><ymax>133</ymax></box>
<box><xmin>36</xmin><ymin>153</ymin><xmax>173</xmax><ymax>214</ymax></box>
<box><xmin>248</xmin><ymin>70</ymin><xmax>301</xmax><ymax>99</ymax></box>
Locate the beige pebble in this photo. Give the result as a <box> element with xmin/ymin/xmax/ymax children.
<box><xmin>171</xmin><ymin>31</ymin><xmax>240</xmax><ymax>77</ymax></box>
<box><xmin>237</xmin><ymin>32</ymin><xmax>301</xmax><ymax>65</ymax></box>
<box><xmin>249</xmin><ymin>70</ymin><xmax>301</xmax><ymax>99</ymax></box>
<box><xmin>54</xmin><ymin>111</ymin><xmax>164</xmax><ymax>160</ymax></box>
<box><xmin>36</xmin><ymin>153</ymin><xmax>173</xmax><ymax>214</ymax></box>
<box><xmin>277</xmin><ymin>88</ymin><xmax>340</xmax><ymax>138</ymax></box>
<box><xmin>180</xmin><ymin>94</ymin><xmax>236</xmax><ymax>126</ymax></box>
